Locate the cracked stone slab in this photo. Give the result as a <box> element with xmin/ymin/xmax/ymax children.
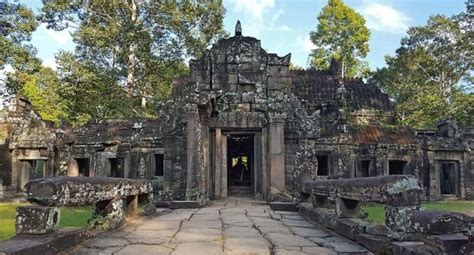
<box><xmin>281</xmin><ymin>219</ymin><xmax>315</xmax><ymax>228</ymax></box>
<box><xmin>224</xmin><ymin>237</ymin><xmax>270</xmax><ymax>255</ymax></box>
<box><xmin>172</xmin><ymin>241</ymin><xmax>222</xmax><ymax>255</ymax></box>
<box><xmin>253</xmin><ymin>218</ymin><xmax>282</xmax><ymax>227</ymax></box>
<box><xmin>127</xmin><ymin>229</ymin><xmax>176</xmax><ymax>244</ymax></box>
<box><xmin>322</xmin><ymin>242</ymin><xmax>370</xmax><ymax>254</ymax></box>
<box><xmin>115</xmin><ymin>244</ymin><xmax>173</xmax><ymax>255</ymax></box>
<box><xmin>84</xmin><ymin>237</ymin><xmax>129</xmax><ymax>248</ymax></box>
<box><xmin>289</xmin><ymin>227</ymin><xmax>331</xmax><ymax>237</ymax></box>
<box><xmin>258</xmin><ymin>226</ymin><xmax>292</xmax><ymax>234</ymax></box>
<box><xmin>136</xmin><ymin>219</ymin><xmax>181</xmax><ymax>230</ymax></box>
<box><xmin>173</xmin><ymin>228</ymin><xmax>222</xmax><ymax>243</ymax></box>
<box><xmin>224</xmin><ymin>226</ymin><xmax>261</xmax><ymax>238</ymax></box>
<box><xmin>69</xmin><ymin>246</ymin><xmax>122</xmax><ymax>255</ymax></box>
<box><xmin>274</xmin><ymin>247</ymin><xmax>336</xmax><ymax>255</ymax></box>
<box><xmin>191</xmin><ymin>213</ymin><xmax>221</xmax><ymax>221</ymax></box>
<box><xmin>266</xmin><ymin>233</ymin><xmax>316</xmax><ymax>247</ymax></box>
<box><xmin>181</xmin><ymin>220</ymin><xmax>222</xmax><ymax>229</ymax></box>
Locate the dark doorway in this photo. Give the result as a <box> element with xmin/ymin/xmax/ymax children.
<box><xmin>316</xmin><ymin>155</ymin><xmax>329</xmax><ymax>176</ymax></box>
<box><xmin>27</xmin><ymin>160</ymin><xmax>45</xmax><ymax>179</ymax></box>
<box><xmin>389</xmin><ymin>160</ymin><xmax>406</xmax><ymax>175</ymax></box>
<box><xmin>440</xmin><ymin>162</ymin><xmax>457</xmax><ymax>195</ymax></box>
<box><xmin>227</xmin><ymin>134</ymin><xmax>254</xmax><ymax>192</ymax></box>
<box><xmin>361</xmin><ymin>160</ymin><xmax>371</xmax><ymax>177</ymax></box>
<box><xmin>109</xmin><ymin>158</ymin><xmax>124</xmax><ymax>177</ymax></box>
<box><xmin>76</xmin><ymin>158</ymin><xmax>90</xmax><ymax>177</ymax></box>
<box><xmin>155</xmin><ymin>154</ymin><xmax>164</xmax><ymax>177</ymax></box>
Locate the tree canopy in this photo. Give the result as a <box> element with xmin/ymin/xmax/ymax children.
<box><xmin>309</xmin><ymin>0</ymin><xmax>370</xmax><ymax>78</ymax></box>
<box><xmin>37</xmin><ymin>0</ymin><xmax>225</xmax><ymax>124</ymax></box>
<box><xmin>371</xmin><ymin>5</ymin><xmax>473</xmax><ymax>128</ymax></box>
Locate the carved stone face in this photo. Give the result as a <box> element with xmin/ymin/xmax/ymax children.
<box><xmin>59</xmin><ymin>161</ymin><xmax>68</xmax><ymax>174</ymax></box>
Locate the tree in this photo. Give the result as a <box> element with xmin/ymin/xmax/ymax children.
<box><xmin>20</xmin><ymin>67</ymin><xmax>68</xmax><ymax>125</ymax></box>
<box><xmin>0</xmin><ymin>1</ymin><xmax>41</xmax><ymax>101</ymax></box>
<box><xmin>309</xmin><ymin>0</ymin><xmax>370</xmax><ymax>78</ymax></box>
<box><xmin>40</xmin><ymin>0</ymin><xmax>225</xmax><ymax>113</ymax></box>
<box><xmin>372</xmin><ymin>8</ymin><xmax>473</xmax><ymax>128</ymax></box>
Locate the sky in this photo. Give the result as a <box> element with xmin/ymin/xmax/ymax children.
<box><xmin>20</xmin><ymin>0</ymin><xmax>467</xmax><ymax>70</ymax></box>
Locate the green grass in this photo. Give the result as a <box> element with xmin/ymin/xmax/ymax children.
<box><xmin>364</xmin><ymin>200</ymin><xmax>474</xmax><ymax>224</ymax></box>
<box><xmin>0</xmin><ymin>203</ymin><xmax>92</xmax><ymax>241</ymax></box>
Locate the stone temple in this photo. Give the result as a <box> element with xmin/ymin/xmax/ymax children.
<box><xmin>0</xmin><ymin>23</ymin><xmax>473</xmax><ymax>203</ymax></box>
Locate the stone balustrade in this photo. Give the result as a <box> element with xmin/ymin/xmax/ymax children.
<box><xmin>297</xmin><ymin>174</ymin><xmax>473</xmax><ymax>254</ymax></box>
<box><xmin>17</xmin><ymin>176</ymin><xmax>153</xmax><ymax>234</ymax></box>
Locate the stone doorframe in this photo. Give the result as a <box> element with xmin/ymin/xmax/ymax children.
<box><xmin>211</xmin><ymin>129</ymin><xmax>264</xmax><ymax>199</ymax></box>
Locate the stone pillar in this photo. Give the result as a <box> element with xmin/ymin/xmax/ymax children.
<box><xmin>186</xmin><ymin>109</ymin><xmax>199</xmax><ymax>192</ymax></box>
<box><xmin>214</xmin><ymin>128</ymin><xmax>222</xmax><ymax>199</ymax></box>
<box><xmin>269</xmin><ymin>117</ymin><xmax>285</xmax><ymax>195</ymax></box>
<box><xmin>221</xmin><ymin>134</ymin><xmax>227</xmax><ymax>198</ymax></box>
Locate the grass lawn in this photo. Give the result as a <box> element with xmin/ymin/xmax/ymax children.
<box><xmin>364</xmin><ymin>200</ymin><xmax>474</xmax><ymax>224</ymax></box>
<box><xmin>0</xmin><ymin>203</ymin><xmax>92</xmax><ymax>241</ymax></box>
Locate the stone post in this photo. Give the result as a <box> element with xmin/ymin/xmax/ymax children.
<box><xmin>268</xmin><ymin>115</ymin><xmax>285</xmax><ymax>195</ymax></box>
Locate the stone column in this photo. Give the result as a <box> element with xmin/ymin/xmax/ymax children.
<box><xmin>185</xmin><ymin>108</ymin><xmax>200</xmax><ymax>198</ymax></box>
<box><xmin>214</xmin><ymin>128</ymin><xmax>222</xmax><ymax>199</ymax></box>
<box><xmin>221</xmin><ymin>134</ymin><xmax>227</xmax><ymax>198</ymax></box>
<box><xmin>269</xmin><ymin>116</ymin><xmax>285</xmax><ymax>195</ymax></box>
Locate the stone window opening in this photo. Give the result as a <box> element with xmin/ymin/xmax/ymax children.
<box><xmin>154</xmin><ymin>154</ymin><xmax>164</xmax><ymax>177</ymax></box>
<box><xmin>75</xmin><ymin>158</ymin><xmax>90</xmax><ymax>177</ymax></box>
<box><xmin>389</xmin><ymin>160</ymin><xmax>406</xmax><ymax>175</ymax></box>
<box><xmin>316</xmin><ymin>155</ymin><xmax>329</xmax><ymax>176</ymax></box>
<box><xmin>440</xmin><ymin>162</ymin><xmax>457</xmax><ymax>195</ymax></box>
<box><xmin>24</xmin><ymin>160</ymin><xmax>45</xmax><ymax>180</ymax></box>
<box><xmin>109</xmin><ymin>158</ymin><xmax>124</xmax><ymax>178</ymax></box>
<box><xmin>360</xmin><ymin>160</ymin><xmax>371</xmax><ymax>177</ymax></box>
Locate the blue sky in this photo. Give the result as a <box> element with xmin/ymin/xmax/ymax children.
<box><xmin>24</xmin><ymin>0</ymin><xmax>466</xmax><ymax>70</ymax></box>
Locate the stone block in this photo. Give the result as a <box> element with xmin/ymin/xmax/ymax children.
<box><xmin>422</xmin><ymin>234</ymin><xmax>471</xmax><ymax>255</ymax></box>
<box><xmin>269</xmin><ymin>202</ymin><xmax>298</xmax><ymax>212</ymax></box>
<box><xmin>15</xmin><ymin>206</ymin><xmax>60</xmax><ymax>235</ymax></box>
<box><xmin>355</xmin><ymin>234</ymin><xmax>392</xmax><ymax>254</ymax></box>
<box><xmin>0</xmin><ymin>229</ymin><xmax>91</xmax><ymax>255</ymax></box>
<box><xmin>169</xmin><ymin>200</ymin><xmax>200</xmax><ymax>209</ymax></box>
<box><xmin>410</xmin><ymin>211</ymin><xmax>471</xmax><ymax>234</ymax></box>
<box><xmin>386</xmin><ymin>205</ymin><xmax>424</xmax><ymax>235</ymax></box>
<box><xmin>392</xmin><ymin>241</ymin><xmax>440</xmax><ymax>255</ymax></box>
<box><xmin>334</xmin><ymin>218</ymin><xmax>365</xmax><ymax>240</ymax></box>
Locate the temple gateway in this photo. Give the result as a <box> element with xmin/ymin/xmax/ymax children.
<box><xmin>1</xmin><ymin>23</ymin><xmax>472</xmax><ymax>203</ymax></box>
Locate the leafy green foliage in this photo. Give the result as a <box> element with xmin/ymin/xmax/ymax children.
<box><xmin>20</xmin><ymin>67</ymin><xmax>68</xmax><ymax>126</ymax></box>
<box><xmin>0</xmin><ymin>1</ymin><xmax>41</xmax><ymax>97</ymax></box>
<box><xmin>372</xmin><ymin>9</ymin><xmax>473</xmax><ymax>129</ymax></box>
<box><xmin>39</xmin><ymin>0</ymin><xmax>225</xmax><ymax>118</ymax></box>
<box><xmin>309</xmin><ymin>0</ymin><xmax>370</xmax><ymax>78</ymax></box>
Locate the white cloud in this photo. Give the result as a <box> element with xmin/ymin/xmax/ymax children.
<box><xmin>41</xmin><ymin>24</ymin><xmax>73</xmax><ymax>45</ymax></box>
<box><xmin>297</xmin><ymin>35</ymin><xmax>315</xmax><ymax>52</ymax></box>
<box><xmin>226</xmin><ymin>0</ymin><xmax>287</xmax><ymax>37</ymax></box>
<box><xmin>278</xmin><ymin>25</ymin><xmax>291</xmax><ymax>32</ymax></box>
<box><xmin>42</xmin><ymin>58</ymin><xmax>57</xmax><ymax>70</ymax></box>
<box><xmin>359</xmin><ymin>1</ymin><xmax>411</xmax><ymax>34</ymax></box>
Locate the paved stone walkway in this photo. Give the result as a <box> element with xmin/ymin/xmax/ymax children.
<box><xmin>67</xmin><ymin>198</ymin><xmax>370</xmax><ymax>255</ymax></box>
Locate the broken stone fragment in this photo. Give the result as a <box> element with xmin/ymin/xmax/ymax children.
<box><xmin>16</xmin><ymin>206</ymin><xmax>60</xmax><ymax>235</ymax></box>
<box><xmin>410</xmin><ymin>211</ymin><xmax>472</xmax><ymax>235</ymax></box>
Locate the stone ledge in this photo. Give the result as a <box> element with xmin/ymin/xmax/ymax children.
<box><xmin>355</xmin><ymin>234</ymin><xmax>392</xmax><ymax>254</ymax></box>
<box><xmin>0</xmin><ymin>228</ymin><xmax>91</xmax><ymax>255</ymax></box>
<box><xmin>269</xmin><ymin>202</ymin><xmax>298</xmax><ymax>211</ymax></box>
<box><xmin>169</xmin><ymin>201</ymin><xmax>200</xmax><ymax>209</ymax></box>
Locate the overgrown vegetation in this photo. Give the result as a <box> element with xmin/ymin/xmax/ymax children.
<box><xmin>0</xmin><ymin>203</ymin><xmax>92</xmax><ymax>241</ymax></box>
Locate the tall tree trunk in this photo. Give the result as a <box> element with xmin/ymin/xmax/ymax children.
<box><xmin>126</xmin><ymin>0</ymin><xmax>137</xmax><ymax>99</ymax></box>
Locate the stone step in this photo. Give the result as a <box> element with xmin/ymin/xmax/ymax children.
<box><xmin>169</xmin><ymin>200</ymin><xmax>201</xmax><ymax>209</ymax></box>
<box><xmin>227</xmin><ymin>186</ymin><xmax>253</xmax><ymax>196</ymax></box>
<box><xmin>269</xmin><ymin>202</ymin><xmax>298</xmax><ymax>212</ymax></box>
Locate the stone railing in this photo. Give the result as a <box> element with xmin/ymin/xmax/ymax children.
<box><xmin>300</xmin><ymin>175</ymin><xmax>423</xmax><ymax>234</ymax></box>
<box><xmin>17</xmin><ymin>176</ymin><xmax>153</xmax><ymax>234</ymax></box>
<box><xmin>298</xmin><ymin>174</ymin><xmax>473</xmax><ymax>254</ymax></box>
